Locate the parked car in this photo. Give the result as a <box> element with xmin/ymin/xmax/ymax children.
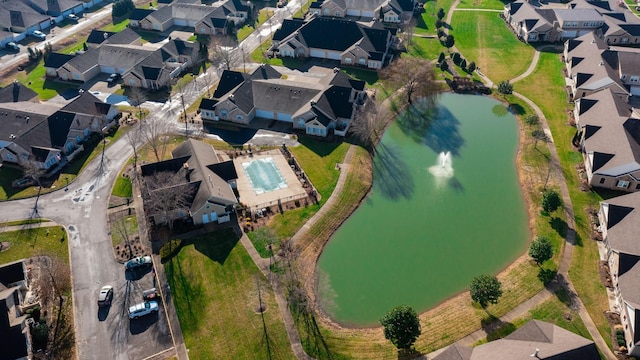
<box><xmin>66</xmin><ymin>13</ymin><xmax>79</xmax><ymax>21</ymax></box>
<box><xmin>106</xmin><ymin>73</ymin><xmax>120</xmax><ymax>84</ymax></box>
<box><xmin>142</xmin><ymin>288</ymin><xmax>159</xmax><ymax>301</ymax></box>
<box><xmin>5</xmin><ymin>42</ymin><xmax>19</xmax><ymax>51</ymax></box>
<box><xmin>97</xmin><ymin>285</ymin><xmax>113</xmax><ymax>307</ymax></box>
<box><xmin>128</xmin><ymin>301</ymin><xmax>158</xmax><ymax>319</ymax></box>
<box><xmin>124</xmin><ymin>255</ymin><xmax>152</xmax><ymax>270</ymax></box>
<box><xmin>32</xmin><ymin>31</ymin><xmax>46</xmax><ymax>40</ymax></box>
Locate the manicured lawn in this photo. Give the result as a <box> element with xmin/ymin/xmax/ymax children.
<box><xmin>451</xmin><ymin>11</ymin><xmax>535</xmax><ymax>82</ymax></box>
<box><xmin>100</xmin><ymin>19</ymin><xmax>130</xmax><ymax>32</ymax></box>
<box><xmin>417</xmin><ymin>0</ymin><xmax>455</xmax><ymax>35</ymax></box>
<box><xmin>513</xmin><ymin>49</ymin><xmax>612</xmax><ymax>346</ymax></box>
<box><xmin>109</xmin><ymin>215</ymin><xmax>137</xmax><ymax>247</ymax></box>
<box><xmin>237</xmin><ymin>8</ymin><xmax>274</xmax><ymax>41</ymax></box>
<box><xmin>111</xmin><ymin>175</ymin><xmax>132</xmax><ymax>198</ymax></box>
<box><xmin>0</xmin><ymin>219</ymin><xmax>50</xmax><ymax>227</ymax></box>
<box><xmin>457</xmin><ymin>0</ymin><xmax>505</xmax><ymax>10</ymax></box>
<box><xmin>164</xmin><ymin>229</ymin><xmax>295</xmax><ymax>360</ymax></box>
<box><xmin>6</xmin><ymin>58</ymin><xmax>79</xmax><ymax>100</ymax></box>
<box><xmin>0</xmin><ymin>226</ymin><xmax>69</xmax><ymax>264</ymax></box>
<box><xmin>266</xmin><ymin>140</ymin><xmax>349</xmax><ymax>239</ymax></box>
<box><xmin>407</xmin><ymin>36</ymin><xmax>444</xmax><ymax>61</ymax></box>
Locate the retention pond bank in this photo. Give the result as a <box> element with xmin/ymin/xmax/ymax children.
<box><xmin>317</xmin><ymin>93</ymin><xmax>530</xmax><ymax>326</ymax></box>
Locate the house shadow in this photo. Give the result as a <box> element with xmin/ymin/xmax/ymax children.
<box><xmin>203</xmin><ymin>125</ymin><xmax>258</xmax><ymax>145</ymax></box>
<box><xmin>191</xmin><ymin>227</ymin><xmax>240</xmax><ymax>265</ymax></box>
<box><xmin>481</xmin><ymin>314</ymin><xmax>516</xmax><ymax>341</ymax></box>
<box><xmin>373</xmin><ymin>142</ymin><xmax>414</xmax><ymax>200</ymax></box>
<box><xmin>297</xmin><ymin>136</ymin><xmax>341</xmax><ymax>157</ymax></box>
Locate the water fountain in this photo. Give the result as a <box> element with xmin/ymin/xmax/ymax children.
<box><xmin>429</xmin><ymin>151</ymin><xmax>454</xmax><ymax>178</ymax></box>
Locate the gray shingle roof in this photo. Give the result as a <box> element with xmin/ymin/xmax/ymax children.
<box><xmin>0</xmin><ymin>81</ymin><xmax>38</xmax><ymax>103</ymax></box>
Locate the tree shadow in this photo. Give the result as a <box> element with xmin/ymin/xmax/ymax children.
<box><xmin>295</xmin><ymin>309</ymin><xmax>334</xmax><ymax>359</ymax></box>
<box><xmin>492</xmin><ymin>104</ymin><xmax>509</xmax><ymax>117</ymax></box>
<box><xmin>373</xmin><ymin>142</ymin><xmax>414</xmax><ymax>200</ymax></box>
<box><xmin>549</xmin><ymin>216</ymin><xmax>567</xmax><ymax>238</ymax></box>
<box><xmin>538</xmin><ymin>267</ymin><xmax>558</xmax><ymax>286</ymax></box>
<box><xmin>397</xmin><ymin>347</ymin><xmax>425</xmax><ymax>360</ymax></box>
<box><xmin>125</xmin><ymin>265</ymin><xmax>152</xmax><ymax>281</ymax></box>
<box><xmin>508</xmin><ymin>103</ymin><xmax>526</xmax><ymax>115</ymax></box>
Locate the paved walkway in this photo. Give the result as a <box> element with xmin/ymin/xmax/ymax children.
<box><xmin>434</xmin><ymin>3</ymin><xmax>618</xmax><ymax>359</ymax></box>
<box><xmin>238</xmin><ymin>145</ymin><xmax>356</xmax><ymax>360</ymax></box>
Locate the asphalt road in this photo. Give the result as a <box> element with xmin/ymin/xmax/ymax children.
<box><xmin>0</xmin><ymin>1</ymin><xmax>305</xmax><ymax>359</ymax></box>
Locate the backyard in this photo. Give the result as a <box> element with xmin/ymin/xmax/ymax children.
<box><xmin>163</xmin><ymin>229</ymin><xmax>295</xmax><ymax>360</ymax></box>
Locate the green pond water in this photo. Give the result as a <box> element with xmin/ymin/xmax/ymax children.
<box><xmin>317</xmin><ymin>93</ymin><xmax>530</xmax><ymax>326</ymax></box>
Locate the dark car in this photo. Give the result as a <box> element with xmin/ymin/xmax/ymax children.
<box><xmin>106</xmin><ymin>73</ymin><xmax>120</xmax><ymax>85</ymax></box>
<box><xmin>97</xmin><ymin>285</ymin><xmax>113</xmax><ymax>307</ymax></box>
<box><xmin>5</xmin><ymin>42</ymin><xmax>19</xmax><ymax>52</ymax></box>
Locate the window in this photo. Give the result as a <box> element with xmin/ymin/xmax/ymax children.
<box><xmin>324</xmin><ymin>8</ymin><xmax>329</xmax><ymax>15</ymax></box>
<box><xmin>599</xmin><ymin>178</ymin><xmax>606</xmax><ymax>184</ymax></box>
<box><xmin>630</xmin><ymin>76</ymin><xmax>639</xmax><ymax>83</ymax></box>
<box><xmin>335</xmin><ymin>11</ymin><xmax>341</xmax><ymax>16</ymax></box>
<box><xmin>617</xmin><ymin>180</ymin><xmax>629</xmax><ymax>188</ymax></box>
<box><xmin>128</xmin><ymin>79</ymin><xmax>136</xmax><ymax>86</ymax></box>
<box><xmin>235</xmin><ymin>114</ymin><xmax>244</xmax><ymax>121</ymax></box>
<box><xmin>220</xmin><ymin>109</ymin><xmax>228</xmax><ymax>118</ymax></box>
<box><xmin>73</xmin><ymin>73</ymin><xmax>80</xmax><ymax>80</ymax></box>
<box><xmin>636</xmin><ymin>183</ymin><xmax>640</xmax><ymax>190</ymax></box>
<box><xmin>359</xmin><ymin>57</ymin><xmax>366</xmax><ymax>65</ymax></box>
<box><xmin>344</xmin><ymin>57</ymin><xmax>352</xmax><ymax>64</ymax></box>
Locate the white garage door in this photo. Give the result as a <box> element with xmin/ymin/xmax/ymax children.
<box><xmin>310</xmin><ymin>49</ymin><xmax>325</xmax><ymax>58</ymax></box>
<box><xmin>631</xmin><ymin>86</ymin><xmax>640</xmax><ymax>96</ymax></box>
<box><xmin>174</xmin><ymin>19</ymin><xmax>187</xmax><ymax>26</ymax></box>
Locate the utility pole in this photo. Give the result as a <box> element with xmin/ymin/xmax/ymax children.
<box><xmin>99</xmin><ymin>125</ymin><xmax>108</xmax><ymax>174</ymax></box>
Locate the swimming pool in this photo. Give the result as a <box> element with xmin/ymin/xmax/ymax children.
<box><xmin>242</xmin><ymin>157</ymin><xmax>288</xmax><ymax>194</ymax></box>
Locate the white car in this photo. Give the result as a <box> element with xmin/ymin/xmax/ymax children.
<box><xmin>66</xmin><ymin>13</ymin><xmax>79</xmax><ymax>21</ymax></box>
<box><xmin>128</xmin><ymin>301</ymin><xmax>158</xmax><ymax>319</ymax></box>
<box><xmin>32</xmin><ymin>30</ymin><xmax>46</xmax><ymax>40</ymax></box>
<box><xmin>97</xmin><ymin>285</ymin><xmax>113</xmax><ymax>307</ymax></box>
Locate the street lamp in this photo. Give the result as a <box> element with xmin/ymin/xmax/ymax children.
<box><xmin>99</xmin><ymin>125</ymin><xmax>108</xmax><ymax>173</ymax></box>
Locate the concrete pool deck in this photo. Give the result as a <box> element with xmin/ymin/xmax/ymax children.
<box><xmin>233</xmin><ymin>150</ymin><xmax>308</xmax><ymax>212</ymax></box>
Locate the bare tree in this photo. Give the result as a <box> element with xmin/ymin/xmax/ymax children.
<box><xmin>350</xmin><ymin>97</ymin><xmax>388</xmax><ymax>153</ymax></box>
<box><xmin>128</xmin><ymin>87</ymin><xmax>147</xmax><ymax>121</ymax></box>
<box><xmin>208</xmin><ymin>35</ymin><xmax>236</xmax><ymax>72</ymax></box>
<box><xmin>124</xmin><ymin>123</ymin><xmax>142</xmax><ymax>175</ymax></box>
<box><xmin>139</xmin><ymin>113</ymin><xmax>171</xmax><ymax>162</ymax></box>
<box><xmin>142</xmin><ymin>170</ymin><xmax>195</xmax><ymax>230</ymax></box>
<box><xmin>112</xmin><ymin>215</ymin><xmax>134</xmax><ymax>259</ymax></box>
<box><xmin>401</xmin><ymin>18</ymin><xmax>416</xmax><ymax>48</ymax></box>
<box><xmin>381</xmin><ymin>57</ymin><xmax>438</xmax><ymax>107</ymax></box>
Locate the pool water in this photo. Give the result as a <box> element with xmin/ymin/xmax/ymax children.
<box><xmin>242</xmin><ymin>157</ymin><xmax>288</xmax><ymax>194</ymax></box>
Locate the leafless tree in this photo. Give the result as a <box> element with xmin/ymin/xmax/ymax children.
<box><xmin>381</xmin><ymin>56</ymin><xmax>438</xmax><ymax>107</ymax></box>
<box><xmin>142</xmin><ymin>170</ymin><xmax>195</xmax><ymax>230</ymax></box>
<box><xmin>350</xmin><ymin>97</ymin><xmax>389</xmax><ymax>153</ymax></box>
<box><xmin>124</xmin><ymin>123</ymin><xmax>142</xmax><ymax>176</ymax></box>
<box><xmin>39</xmin><ymin>256</ymin><xmax>74</xmax><ymax>359</ymax></box>
<box><xmin>112</xmin><ymin>215</ymin><xmax>134</xmax><ymax>259</ymax></box>
<box><xmin>128</xmin><ymin>87</ymin><xmax>147</xmax><ymax>121</ymax></box>
<box><xmin>401</xmin><ymin>18</ymin><xmax>416</xmax><ymax>48</ymax></box>
<box><xmin>208</xmin><ymin>35</ymin><xmax>236</xmax><ymax>72</ymax></box>
<box><xmin>139</xmin><ymin>114</ymin><xmax>171</xmax><ymax>162</ymax></box>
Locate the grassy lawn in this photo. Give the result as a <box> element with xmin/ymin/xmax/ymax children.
<box><xmin>0</xmin><ymin>226</ymin><xmax>69</xmax><ymax>264</ymax></box>
<box><xmin>451</xmin><ymin>11</ymin><xmax>535</xmax><ymax>82</ymax></box>
<box><xmin>265</xmin><ymin>140</ymin><xmax>349</xmax><ymax>239</ymax></box>
<box><xmin>457</xmin><ymin>0</ymin><xmax>505</xmax><ymax>10</ymax></box>
<box><xmin>109</xmin><ymin>215</ymin><xmax>137</xmax><ymax>247</ymax></box>
<box><xmin>237</xmin><ymin>8</ymin><xmax>274</xmax><ymax>41</ymax></box>
<box><xmin>418</xmin><ymin>0</ymin><xmax>455</xmax><ymax>35</ymax></box>
<box><xmin>482</xmin><ymin>288</ymin><xmax>591</xmax><ymax>343</ymax></box>
<box><xmin>3</xmin><ymin>58</ymin><xmax>79</xmax><ymax>100</ymax></box>
<box><xmin>513</xmin><ymin>49</ymin><xmax>612</xmax><ymax>346</ymax></box>
<box><xmin>0</xmin><ymin>219</ymin><xmax>50</xmax><ymax>227</ymax></box>
<box><xmin>112</xmin><ymin>174</ymin><xmax>132</xmax><ymax>198</ymax></box>
<box><xmin>408</xmin><ymin>37</ymin><xmax>446</xmax><ymax>61</ymax></box>
<box><xmin>100</xmin><ymin>19</ymin><xmax>130</xmax><ymax>32</ymax></box>
<box><xmin>164</xmin><ymin>229</ymin><xmax>295</xmax><ymax>360</ymax></box>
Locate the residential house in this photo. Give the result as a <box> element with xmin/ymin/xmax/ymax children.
<box><xmin>140</xmin><ymin>138</ymin><xmax>238</xmax><ymax>226</ymax></box>
<box><xmin>0</xmin><ymin>1</ymin><xmax>52</xmax><ymax>34</ymax></box>
<box><xmin>128</xmin><ymin>8</ymin><xmax>155</xmax><ymax>28</ymax></box>
<box><xmin>0</xmin><ymin>81</ymin><xmax>38</xmax><ymax>103</ymax></box>
<box><xmin>309</xmin><ymin>0</ymin><xmax>415</xmax><ymax>23</ymax></box>
<box><xmin>563</xmin><ymin>32</ymin><xmax>629</xmax><ymax>100</ymax></box>
<box><xmin>0</xmin><ymin>260</ymin><xmax>32</xmax><ymax>360</ymax></box>
<box><xmin>271</xmin><ymin>16</ymin><xmax>393</xmax><ymax>69</ymax></box>
<box><xmin>0</xmin><ymin>88</ymin><xmax>118</xmax><ymax>172</ymax></box>
<box><xmin>199</xmin><ymin>64</ymin><xmax>366</xmax><ymax>137</ymax></box>
<box><xmin>131</xmin><ymin>0</ymin><xmax>252</xmax><ymax>34</ymax></box>
<box><xmin>85</xmin><ymin>27</ymin><xmax>141</xmax><ymax>48</ymax></box>
<box><xmin>433</xmin><ymin>320</ymin><xmax>600</xmax><ymax>359</ymax></box>
<box><xmin>0</xmin><ymin>29</ymin><xmax>16</xmax><ymax>48</ymax></box>
<box><xmin>44</xmin><ymin>52</ymin><xmax>75</xmax><ymax>77</ymax></box>
<box><xmin>573</xmin><ymin>87</ymin><xmax>640</xmax><ymax>191</ymax></box>
<box><xmin>27</xmin><ymin>0</ymin><xmax>84</xmax><ymax>17</ymax></box>
<box><xmin>598</xmin><ymin>192</ymin><xmax>640</xmax><ymax>357</ymax></box>
<box><xmin>54</xmin><ymin>34</ymin><xmax>199</xmax><ymax>89</ymax></box>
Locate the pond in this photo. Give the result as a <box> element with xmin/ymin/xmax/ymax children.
<box><xmin>317</xmin><ymin>93</ymin><xmax>530</xmax><ymax>326</ymax></box>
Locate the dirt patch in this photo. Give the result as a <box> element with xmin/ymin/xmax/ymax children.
<box><xmin>0</xmin><ymin>242</ymin><xmax>10</xmax><ymax>252</ymax></box>
<box><xmin>114</xmin><ymin>236</ymin><xmax>147</xmax><ymax>263</ymax></box>
<box><xmin>599</xmin><ymin>261</ymin><xmax>612</xmax><ymax>289</ymax></box>
<box><xmin>605</xmin><ymin>311</ymin><xmax>631</xmax><ymax>359</ymax></box>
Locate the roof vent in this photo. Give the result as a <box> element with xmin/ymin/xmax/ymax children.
<box><xmin>230</xmin><ymin>94</ymin><xmax>235</xmax><ymax>100</ymax></box>
<box><xmin>333</xmin><ymin>67</ymin><xmax>340</xmax><ymax>73</ymax></box>
<box><xmin>599</xmin><ymin>61</ymin><xmax>604</xmax><ymax>66</ymax></box>
<box><xmin>530</xmin><ymin>348</ymin><xmax>540</xmax><ymax>358</ymax></box>
<box><xmin>10</xmin><ymin>134</ymin><xmax>16</xmax><ymax>140</ymax></box>
<box><xmin>103</xmin><ymin>32</ymin><xmax>108</xmax><ymax>40</ymax></box>
<box><xmin>310</xmin><ymin>101</ymin><xmax>316</xmax><ymax>106</ymax></box>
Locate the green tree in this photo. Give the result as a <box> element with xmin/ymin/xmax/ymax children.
<box><xmin>542</xmin><ymin>190</ymin><xmax>562</xmax><ymax>213</ymax></box>
<box><xmin>467</xmin><ymin>61</ymin><xmax>476</xmax><ymax>73</ymax></box>
<box><xmin>470</xmin><ymin>274</ymin><xmax>502</xmax><ymax>308</ymax></box>
<box><xmin>529</xmin><ymin>236</ymin><xmax>553</xmax><ymax>265</ymax></box>
<box><xmin>380</xmin><ymin>305</ymin><xmax>421</xmax><ymax>350</ymax></box>
<box><xmin>443</xmin><ymin>34</ymin><xmax>455</xmax><ymax>52</ymax></box>
<box><xmin>497</xmin><ymin>80</ymin><xmax>513</xmax><ymax>98</ymax></box>
<box><xmin>437</xmin><ymin>8</ymin><xmax>445</xmax><ymax>20</ymax></box>
<box><xmin>524</xmin><ymin>114</ymin><xmax>539</xmax><ymax>127</ymax></box>
<box><xmin>440</xmin><ymin>60</ymin><xmax>449</xmax><ymax>73</ymax></box>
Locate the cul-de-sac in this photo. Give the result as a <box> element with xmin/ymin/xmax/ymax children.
<box><xmin>1</xmin><ymin>0</ymin><xmax>640</xmax><ymax>358</ymax></box>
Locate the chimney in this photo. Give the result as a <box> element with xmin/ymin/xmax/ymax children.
<box><xmin>183</xmin><ymin>162</ymin><xmax>191</xmax><ymax>182</ymax></box>
<box><xmin>103</xmin><ymin>32</ymin><xmax>109</xmax><ymax>40</ymax></box>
